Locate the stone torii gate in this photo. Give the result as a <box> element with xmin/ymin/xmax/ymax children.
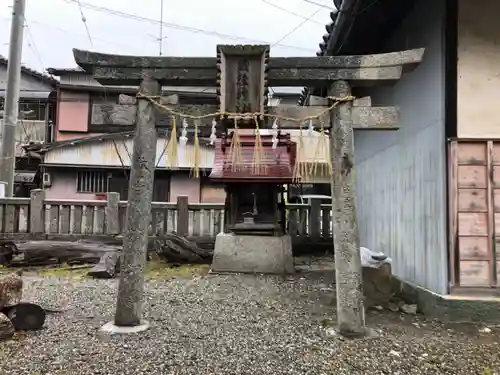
<box><xmin>72</xmin><ymin>45</ymin><xmax>424</xmax><ymax>337</ymax></box>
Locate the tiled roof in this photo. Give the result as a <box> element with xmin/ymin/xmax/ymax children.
<box><xmin>46</xmin><ymin>67</ymin><xmax>85</xmax><ymax>75</ymax></box>
<box><xmin>298</xmin><ymin>7</ymin><xmax>340</xmax><ymax>105</ymax></box>
<box><xmin>209</xmin><ymin>134</ymin><xmax>295</xmax><ymax>182</ymax></box>
<box><xmin>298</xmin><ymin>0</ymin><xmax>417</xmax><ymax>105</ymax></box>
<box><xmin>0</xmin><ymin>55</ymin><xmax>58</xmax><ymax>86</ymax></box>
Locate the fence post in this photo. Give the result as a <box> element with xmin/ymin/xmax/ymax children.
<box><xmin>176</xmin><ymin>195</ymin><xmax>189</xmax><ymax>237</ymax></box>
<box><xmin>309</xmin><ymin>199</ymin><xmax>321</xmax><ymax>239</ymax></box>
<box><xmin>106</xmin><ymin>192</ymin><xmax>120</xmax><ymax>235</ymax></box>
<box><xmin>30</xmin><ymin>189</ymin><xmax>45</xmax><ymax>234</ymax></box>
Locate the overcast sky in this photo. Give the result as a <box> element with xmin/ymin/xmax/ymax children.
<box><xmin>0</xmin><ymin>0</ymin><xmax>334</xmax><ymax>74</ymax></box>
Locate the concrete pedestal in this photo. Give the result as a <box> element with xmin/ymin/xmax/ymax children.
<box><xmin>100</xmin><ymin>320</ymin><xmax>150</xmax><ymax>334</ymax></box>
<box><xmin>211</xmin><ymin>233</ymin><xmax>294</xmax><ymax>274</ymax></box>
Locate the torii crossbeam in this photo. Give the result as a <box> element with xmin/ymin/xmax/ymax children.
<box><xmin>76</xmin><ymin>47</ymin><xmax>423</xmax><ymax>133</ymax></box>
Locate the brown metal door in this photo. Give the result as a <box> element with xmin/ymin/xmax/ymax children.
<box><xmin>109</xmin><ymin>174</ymin><xmax>129</xmax><ymax>201</ymax></box>
<box><xmin>153</xmin><ymin>178</ymin><xmax>170</xmax><ymax>202</ymax></box>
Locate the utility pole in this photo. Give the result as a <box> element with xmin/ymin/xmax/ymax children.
<box><xmin>146</xmin><ymin>0</ymin><xmax>166</xmax><ymax>56</ymax></box>
<box><xmin>0</xmin><ymin>0</ymin><xmax>26</xmax><ymax>197</ymax></box>
<box><xmin>159</xmin><ymin>0</ymin><xmax>164</xmax><ymax>56</ymax></box>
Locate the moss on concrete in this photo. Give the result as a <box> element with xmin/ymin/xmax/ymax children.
<box><xmin>393</xmin><ymin>276</ymin><xmax>500</xmax><ymax>323</ymax></box>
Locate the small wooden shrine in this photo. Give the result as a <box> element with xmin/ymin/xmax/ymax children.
<box><xmin>207</xmin><ymin>45</ymin><xmax>296</xmax><ymax>273</ymax></box>
<box><xmin>210</xmin><ymin>132</ymin><xmax>296</xmax><ymax>236</ymax></box>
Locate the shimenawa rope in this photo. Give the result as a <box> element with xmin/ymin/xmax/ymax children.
<box><xmin>135</xmin><ymin>93</ymin><xmax>355</xmax><ymax>180</ymax></box>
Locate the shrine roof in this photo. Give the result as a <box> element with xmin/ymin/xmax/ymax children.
<box><xmin>209</xmin><ymin>135</ymin><xmax>295</xmax><ymax>182</ymax></box>
<box><xmin>299</xmin><ymin>0</ymin><xmax>418</xmax><ymax>104</ymax></box>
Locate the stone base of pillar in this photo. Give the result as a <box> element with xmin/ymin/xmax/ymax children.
<box><xmin>100</xmin><ymin>320</ymin><xmax>150</xmax><ymax>334</ymax></box>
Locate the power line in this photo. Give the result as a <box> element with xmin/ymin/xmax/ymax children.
<box><xmin>61</xmin><ymin>0</ymin><xmax>317</xmax><ymax>52</ymax></box>
<box><xmin>258</xmin><ymin>0</ymin><xmax>324</xmax><ymax>26</ymax></box>
<box><xmin>75</xmin><ymin>0</ymin><xmax>94</xmax><ymax>47</ymax></box>
<box><xmin>272</xmin><ymin>7</ymin><xmax>323</xmax><ymax>47</ymax></box>
<box><xmin>0</xmin><ymin>16</ymin><xmax>138</xmax><ymax>51</ymax></box>
<box><xmin>2</xmin><ymin>11</ymin><xmax>45</xmax><ymax>73</ymax></box>
<box><xmin>302</xmin><ymin>0</ymin><xmax>336</xmax><ymax>10</ymax></box>
<box><xmin>24</xmin><ymin>19</ymin><xmax>45</xmax><ymax>73</ymax></box>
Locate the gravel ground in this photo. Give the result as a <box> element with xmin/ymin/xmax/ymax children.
<box><xmin>0</xmin><ymin>269</ymin><xmax>499</xmax><ymax>375</ymax></box>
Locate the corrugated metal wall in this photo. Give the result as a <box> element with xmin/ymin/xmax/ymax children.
<box><xmin>44</xmin><ymin>138</ymin><xmax>215</xmax><ymax>169</ymax></box>
<box><xmin>354</xmin><ymin>0</ymin><xmax>448</xmax><ymax>294</ymax></box>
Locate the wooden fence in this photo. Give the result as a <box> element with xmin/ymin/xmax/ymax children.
<box><xmin>0</xmin><ymin>190</ymin><xmax>333</xmax><ymax>246</ymax></box>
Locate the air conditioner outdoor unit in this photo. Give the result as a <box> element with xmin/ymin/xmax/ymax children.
<box><xmin>42</xmin><ymin>172</ymin><xmax>51</xmax><ymax>187</ymax></box>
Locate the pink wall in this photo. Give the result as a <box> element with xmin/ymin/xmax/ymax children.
<box><xmin>170</xmin><ymin>175</ymin><xmax>226</xmax><ymax>203</ymax></box>
<box><xmin>46</xmin><ymin>170</ymin><xmax>207</xmax><ymax>203</ymax></box>
<box><xmin>170</xmin><ymin>174</ymin><xmax>200</xmax><ymax>203</ymax></box>
<box><xmin>200</xmin><ymin>183</ymin><xmax>226</xmax><ymax>203</ymax></box>
<box><xmin>55</xmin><ymin>90</ymin><xmax>90</xmax><ymax>141</ymax></box>
<box><xmin>44</xmin><ymin>172</ymin><xmax>96</xmax><ymax>200</ymax></box>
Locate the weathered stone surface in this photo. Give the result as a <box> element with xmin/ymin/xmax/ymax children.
<box><xmin>267</xmin><ymin>66</ymin><xmax>403</xmax><ymax>86</ymax></box>
<box><xmin>0</xmin><ymin>271</ymin><xmax>23</xmax><ymax>310</ymax></box>
<box><xmin>73</xmin><ymin>47</ymin><xmax>424</xmax><ymax>70</ymax></box>
<box><xmin>362</xmin><ymin>264</ymin><xmax>393</xmax><ymax>308</ymax></box>
<box><xmin>73</xmin><ymin>48</ymin><xmax>217</xmax><ymax>69</ymax></box>
<box><xmin>88</xmin><ymin>252</ymin><xmax>121</xmax><ymax>279</ymax></box>
<box><xmin>400</xmin><ymin>303</ymin><xmax>418</xmax><ymax>315</ymax></box>
<box><xmin>329</xmin><ymin>80</ymin><xmax>366</xmax><ymax>337</ymax></box>
<box><xmin>93</xmin><ymin>67</ymin><xmax>217</xmax><ymax>87</ymax></box>
<box><xmin>216</xmin><ymin>44</ymin><xmax>269</xmax><ymax>116</ymax></box>
<box><xmin>349</xmin><ymin>106</ymin><xmax>399</xmax><ymax>129</ymax></box>
<box><xmin>90</xmin><ymin>103</ymin><xmax>399</xmax><ymax>130</ymax></box>
<box><xmin>105</xmin><ymin>192</ymin><xmax>120</xmax><ymax>235</ymax></box>
<box><xmin>90</xmin><ymin>104</ymin><xmax>218</xmax><ymax>128</ymax></box>
<box><xmin>118</xmin><ymin>94</ymin><xmax>179</xmax><ymax>106</ymax></box>
<box><xmin>114</xmin><ymin>75</ymin><xmax>160</xmax><ymax>327</ymax></box>
<box><xmin>92</xmin><ymin>104</ymin><xmax>136</xmax><ymax>126</ymax></box>
<box><xmin>271</xmin><ymin>49</ymin><xmax>424</xmax><ymax>69</ymax></box>
<box><xmin>211</xmin><ymin>233</ymin><xmax>294</xmax><ymax>274</ymax></box>
<box><xmin>90</xmin><ymin>66</ymin><xmax>403</xmax><ymax>87</ymax></box>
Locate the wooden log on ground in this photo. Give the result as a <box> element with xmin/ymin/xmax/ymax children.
<box><xmin>9</xmin><ymin>258</ymin><xmax>59</xmax><ymax>268</ymax></box>
<box><xmin>12</xmin><ymin>240</ymin><xmax>121</xmax><ymax>266</ymax></box>
<box><xmin>154</xmin><ymin>233</ymin><xmax>213</xmax><ymax>264</ymax></box>
<box><xmin>3</xmin><ymin>302</ymin><xmax>46</xmax><ymax>331</ymax></box>
<box><xmin>66</xmin><ymin>256</ymin><xmax>102</xmax><ymax>266</ymax></box>
<box><xmin>0</xmin><ymin>312</ymin><xmax>14</xmax><ymax>341</ymax></box>
<box><xmin>88</xmin><ymin>252</ymin><xmax>121</xmax><ymax>279</ymax></box>
<box><xmin>0</xmin><ymin>271</ymin><xmax>23</xmax><ymax>310</ymax></box>
<box><xmin>0</xmin><ymin>241</ymin><xmax>17</xmax><ymax>266</ymax></box>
